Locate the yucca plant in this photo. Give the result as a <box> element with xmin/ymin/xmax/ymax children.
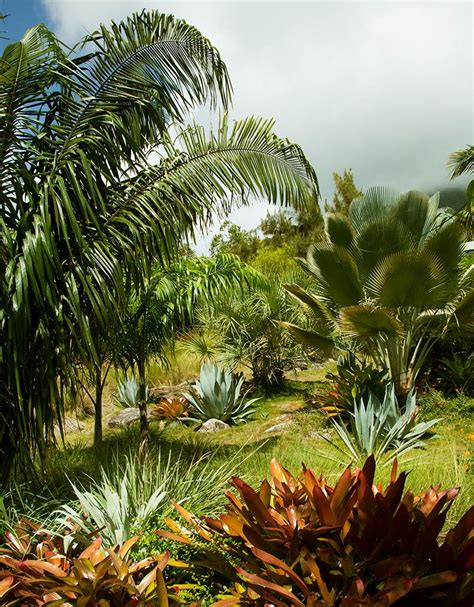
<box><xmin>283</xmin><ymin>187</ymin><xmax>473</xmax><ymax>399</ymax></box>
<box><xmin>159</xmin><ymin>456</ymin><xmax>474</xmax><ymax>606</ymax></box>
<box><xmin>326</xmin><ymin>384</ymin><xmax>440</xmax><ymax>466</ymax></box>
<box><xmin>0</xmin><ymin>519</ymin><xmax>171</xmax><ymax>605</ymax></box>
<box><xmin>56</xmin><ymin>449</ymin><xmax>243</xmax><ymax>545</ymax></box>
<box><xmin>185</xmin><ymin>363</ymin><xmax>259</xmax><ymax>424</ymax></box>
<box><xmin>116</xmin><ymin>376</ymin><xmax>149</xmax><ymax>408</ymax></box>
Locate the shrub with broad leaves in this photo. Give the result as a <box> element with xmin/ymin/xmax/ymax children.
<box><xmin>152</xmin><ymin>397</ymin><xmax>189</xmax><ymax>421</ymax></box>
<box><xmin>0</xmin><ymin>519</ymin><xmax>171</xmax><ymax>606</ymax></box>
<box><xmin>158</xmin><ymin>456</ymin><xmax>474</xmax><ymax>606</ymax></box>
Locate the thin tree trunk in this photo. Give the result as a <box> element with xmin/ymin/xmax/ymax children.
<box><xmin>94</xmin><ymin>364</ymin><xmax>103</xmax><ymax>449</ymax></box>
<box><xmin>137</xmin><ymin>328</ymin><xmax>150</xmax><ymax>456</ymax></box>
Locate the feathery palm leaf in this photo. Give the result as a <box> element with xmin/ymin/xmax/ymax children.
<box><xmin>0</xmin><ymin>11</ymin><xmax>318</xmax><ymax>481</ymax></box>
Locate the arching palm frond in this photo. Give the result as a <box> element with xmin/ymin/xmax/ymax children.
<box><xmin>448</xmin><ymin>145</ymin><xmax>474</xmax><ymax>179</ymax></box>
<box><xmin>0</xmin><ymin>25</ymin><xmax>64</xmax><ymax>210</ymax></box>
<box><xmin>0</xmin><ymin>10</ymin><xmax>319</xmax><ymax>480</ymax></box>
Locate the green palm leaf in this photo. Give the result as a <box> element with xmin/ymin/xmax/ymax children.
<box><xmin>303</xmin><ymin>244</ymin><xmax>363</xmax><ymax>307</ymax></box>
<box><xmin>283</xmin><ymin>283</ymin><xmax>335</xmax><ymax>330</ymax></box>
<box><xmin>366</xmin><ymin>250</ymin><xmax>451</xmax><ymax>309</ymax></box>
<box><xmin>325</xmin><ymin>213</ymin><xmax>353</xmax><ymax>247</ymax></box>
<box><xmin>279</xmin><ymin>321</ymin><xmax>335</xmax><ymax>356</ymax></box>
<box><xmin>339</xmin><ymin>305</ymin><xmax>403</xmax><ymax>340</ymax></box>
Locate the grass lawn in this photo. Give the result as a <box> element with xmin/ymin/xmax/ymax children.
<box><xmin>18</xmin><ymin>368</ymin><xmax>472</xmax><ymax>536</ymax></box>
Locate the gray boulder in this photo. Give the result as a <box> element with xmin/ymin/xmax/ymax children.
<box><xmin>198</xmin><ymin>418</ymin><xmax>230</xmax><ymax>433</ymax></box>
<box><xmin>107</xmin><ymin>408</ymin><xmax>141</xmax><ymax>428</ymax></box>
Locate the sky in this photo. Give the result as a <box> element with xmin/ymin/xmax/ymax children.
<box><xmin>2</xmin><ymin>0</ymin><xmax>473</xmax><ymax>251</ymax></box>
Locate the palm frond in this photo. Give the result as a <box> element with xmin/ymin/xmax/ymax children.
<box><xmin>448</xmin><ymin>145</ymin><xmax>474</xmax><ymax>179</ymax></box>
<box><xmin>366</xmin><ymin>250</ymin><xmax>451</xmax><ymax>309</ymax></box>
<box><xmin>55</xmin><ymin>10</ymin><xmax>232</xmax><ymax>162</ymax></box>
<box><xmin>339</xmin><ymin>305</ymin><xmax>403</xmax><ymax>340</ymax></box>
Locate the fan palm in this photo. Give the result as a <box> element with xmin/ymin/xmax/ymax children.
<box><xmin>283</xmin><ymin>187</ymin><xmax>472</xmax><ymax>397</ymax></box>
<box><xmin>194</xmin><ymin>277</ymin><xmax>307</xmax><ymax>392</ymax></box>
<box><xmin>0</xmin><ymin>11</ymin><xmax>318</xmax><ymax>481</ymax></box>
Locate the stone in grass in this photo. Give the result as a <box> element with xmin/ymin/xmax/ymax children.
<box><xmin>198</xmin><ymin>418</ymin><xmax>230</xmax><ymax>433</ymax></box>
<box><xmin>265</xmin><ymin>421</ymin><xmax>292</xmax><ymax>434</ymax></box>
<box><xmin>107</xmin><ymin>408</ymin><xmax>141</xmax><ymax>428</ymax></box>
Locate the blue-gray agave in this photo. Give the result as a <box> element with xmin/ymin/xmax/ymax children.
<box><xmin>185</xmin><ymin>363</ymin><xmax>259</xmax><ymax>424</ymax></box>
<box><xmin>325</xmin><ymin>383</ymin><xmax>440</xmax><ymax>466</ymax></box>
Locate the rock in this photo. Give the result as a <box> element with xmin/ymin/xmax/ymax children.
<box><xmin>273</xmin><ymin>413</ymin><xmax>293</xmax><ymax>423</ymax></box>
<box><xmin>279</xmin><ymin>402</ymin><xmax>302</xmax><ymax>414</ymax></box>
<box><xmin>149</xmin><ymin>380</ymin><xmax>194</xmax><ymax>401</ymax></box>
<box><xmin>54</xmin><ymin>416</ymin><xmax>83</xmax><ymax>435</ymax></box>
<box><xmin>308</xmin><ymin>429</ymin><xmax>332</xmax><ymax>440</ymax></box>
<box><xmin>198</xmin><ymin>418</ymin><xmax>230</xmax><ymax>433</ymax></box>
<box><xmin>107</xmin><ymin>408</ymin><xmax>141</xmax><ymax>428</ymax></box>
<box><xmin>82</xmin><ymin>404</ymin><xmax>95</xmax><ymax>417</ymax></box>
<box><xmin>265</xmin><ymin>421</ymin><xmax>292</xmax><ymax>433</ymax></box>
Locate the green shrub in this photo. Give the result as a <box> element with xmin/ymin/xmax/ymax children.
<box><xmin>437</xmin><ymin>352</ymin><xmax>474</xmax><ymax>395</ymax></box>
<box><xmin>318</xmin><ymin>351</ymin><xmax>389</xmax><ymax>415</ymax></box>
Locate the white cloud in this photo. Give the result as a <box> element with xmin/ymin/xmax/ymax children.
<box><xmin>42</xmin><ymin>1</ymin><xmax>473</xmax><ymax>252</ymax></box>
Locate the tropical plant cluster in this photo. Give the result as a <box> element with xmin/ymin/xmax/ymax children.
<box><xmin>158</xmin><ymin>456</ymin><xmax>473</xmax><ymax>606</ymax></box>
<box><xmin>0</xmin><ymin>7</ymin><xmax>472</xmax><ymax>607</ymax></box>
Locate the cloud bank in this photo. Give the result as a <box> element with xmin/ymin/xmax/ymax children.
<box><xmin>41</xmin><ymin>1</ymin><xmax>473</xmax><ymax>250</ymax></box>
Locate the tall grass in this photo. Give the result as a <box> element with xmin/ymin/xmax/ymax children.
<box><xmin>55</xmin><ymin>445</ymin><xmax>254</xmax><ymax>546</ymax></box>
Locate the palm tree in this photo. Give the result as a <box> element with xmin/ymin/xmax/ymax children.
<box><xmin>282</xmin><ymin>187</ymin><xmax>473</xmax><ymax>398</ymax></box>
<box><xmin>192</xmin><ymin>276</ymin><xmax>307</xmax><ymax>393</ymax></box>
<box><xmin>0</xmin><ymin>11</ymin><xmax>319</xmax><ymax>481</ymax></box>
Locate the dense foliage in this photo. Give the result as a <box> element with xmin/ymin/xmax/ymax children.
<box><xmin>160</xmin><ymin>456</ymin><xmax>474</xmax><ymax>606</ymax></box>
<box><xmin>0</xmin><ymin>11</ymin><xmax>318</xmax><ymax>478</ymax></box>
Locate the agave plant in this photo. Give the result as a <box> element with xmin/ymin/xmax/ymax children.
<box><xmin>159</xmin><ymin>456</ymin><xmax>474</xmax><ymax>606</ymax></box>
<box><xmin>184</xmin><ymin>363</ymin><xmax>259</xmax><ymax>424</ymax></box>
<box><xmin>116</xmin><ymin>376</ymin><xmax>149</xmax><ymax>408</ymax></box>
<box><xmin>326</xmin><ymin>384</ymin><xmax>440</xmax><ymax>466</ymax></box>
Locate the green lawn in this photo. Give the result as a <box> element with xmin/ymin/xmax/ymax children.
<box><xmin>16</xmin><ymin>371</ymin><xmax>472</xmax><ymax>536</ymax></box>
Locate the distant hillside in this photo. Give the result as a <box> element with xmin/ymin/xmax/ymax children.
<box><xmin>435</xmin><ymin>187</ymin><xmax>468</xmax><ymax>211</ymax></box>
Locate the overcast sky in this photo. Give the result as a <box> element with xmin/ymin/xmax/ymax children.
<box><xmin>6</xmin><ymin>1</ymin><xmax>474</xmax><ymax>250</ymax></box>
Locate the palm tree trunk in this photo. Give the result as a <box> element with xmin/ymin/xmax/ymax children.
<box><xmin>137</xmin><ymin>324</ymin><xmax>150</xmax><ymax>453</ymax></box>
<box><xmin>93</xmin><ymin>364</ymin><xmax>103</xmax><ymax>449</ymax></box>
